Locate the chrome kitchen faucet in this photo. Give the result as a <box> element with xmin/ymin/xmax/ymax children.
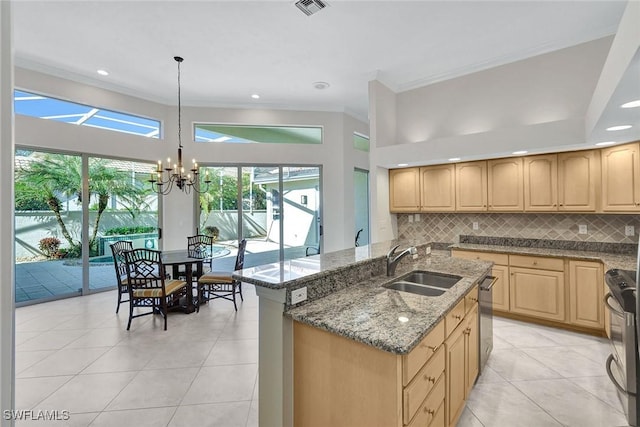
<box><xmin>386</xmin><ymin>245</ymin><xmax>417</xmax><ymax>276</ymax></box>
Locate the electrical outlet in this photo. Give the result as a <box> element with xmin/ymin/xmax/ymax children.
<box><xmin>425</xmin><ymin>246</ymin><xmax>431</xmax><ymax>255</ymax></box>
<box><xmin>408</xmin><ymin>215</ymin><xmax>414</xmax><ymax>223</ymax></box>
<box><xmin>626</xmin><ymin>225</ymin><xmax>635</xmax><ymax>236</ymax></box>
<box><xmin>291</xmin><ymin>287</ymin><xmax>307</xmax><ymax>304</ymax></box>
<box><xmin>472</xmin><ymin>222</ymin><xmax>479</xmax><ymax>230</ymax></box>
<box><xmin>414</xmin><ymin>214</ymin><xmax>421</xmax><ymax>222</ymax></box>
<box><xmin>578</xmin><ymin>224</ymin><xmax>588</xmax><ymax>235</ymax></box>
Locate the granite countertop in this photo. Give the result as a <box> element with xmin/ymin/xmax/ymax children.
<box><xmin>285</xmin><ymin>253</ymin><xmax>492</xmax><ymax>355</ymax></box>
<box><xmin>450</xmin><ymin>243</ymin><xmax>637</xmax><ymax>271</ymax></box>
<box><xmin>233</xmin><ymin>239</ymin><xmax>426</xmax><ymax>289</ymax></box>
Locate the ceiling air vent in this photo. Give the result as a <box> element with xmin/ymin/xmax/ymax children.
<box><xmin>295</xmin><ymin>0</ymin><xmax>328</xmax><ymax>16</ymax></box>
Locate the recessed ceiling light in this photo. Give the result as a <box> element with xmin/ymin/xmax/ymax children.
<box><xmin>251</xmin><ymin>94</ymin><xmax>260</xmax><ymax>99</ymax></box>
<box><xmin>97</xmin><ymin>69</ymin><xmax>109</xmax><ymax>76</ymax></box>
<box><xmin>621</xmin><ymin>100</ymin><xmax>640</xmax><ymax>109</ymax></box>
<box><xmin>512</xmin><ymin>150</ymin><xmax>528</xmax><ymax>155</ymax></box>
<box><xmin>448</xmin><ymin>157</ymin><xmax>461</xmax><ymax>162</ymax></box>
<box><xmin>595</xmin><ymin>141</ymin><xmax>616</xmax><ymax>146</ymax></box>
<box><xmin>607</xmin><ymin>125</ymin><xmax>632</xmax><ymax>131</ymax></box>
<box><xmin>397</xmin><ymin>163</ymin><xmax>409</xmax><ymax>167</ymax></box>
<box><xmin>313</xmin><ymin>81</ymin><xmax>330</xmax><ymax>90</ymax></box>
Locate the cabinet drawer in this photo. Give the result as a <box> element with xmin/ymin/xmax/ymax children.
<box><xmin>465</xmin><ymin>285</ymin><xmax>479</xmax><ymax>314</ymax></box>
<box><xmin>509</xmin><ymin>254</ymin><xmax>564</xmax><ymax>271</ymax></box>
<box><xmin>427</xmin><ymin>399</ymin><xmax>445</xmax><ymax>427</ymax></box>
<box><xmin>452</xmin><ymin>249</ymin><xmax>508</xmax><ymax>265</ymax></box>
<box><xmin>406</xmin><ymin>373</ymin><xmax>445</xmax><ymax>427</ymax></box>
<box><xmin>403</xmin><ymin>320</ymin><xmax>445</xmax><ymax>386</ymax></box>
<box><xmin>445</xmin><ymin>299</ymin><xmax>466</xmax><ymax>337</ymax></box>
<box><xmin>403</xmin><ymin>346</ymin><xmax>445</xmax><ymax>424</ymax></box>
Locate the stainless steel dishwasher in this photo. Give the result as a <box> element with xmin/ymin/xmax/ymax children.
<box><xmin>478</xmin><ymin>275</ymin><xmax>496</xmax><ymax>373</ymax></box>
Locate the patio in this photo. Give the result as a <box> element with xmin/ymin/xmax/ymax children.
<box><xmin>15</xmin><ymin>240</ymin><xmax>310</xmax><ymax>305</ymax></box>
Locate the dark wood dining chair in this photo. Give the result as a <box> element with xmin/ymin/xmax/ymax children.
<box><xmin>123</xmin><ymin>248</ymin><xmax>188</xmax><ymax>330</ymax></box>
<box><xmin>187</xmin><ymin>234</ymin><xmax>214</xmax><ymax>273</ymax></box>
<box><xmin>109</xmin><ymin>240</ymin><xmax>133</xmax><ymax>313</ymax></box>
<box><xmin>197</xmin><ymin>239</ymin><xmax>247</xmax><ymax>312</ymax></box>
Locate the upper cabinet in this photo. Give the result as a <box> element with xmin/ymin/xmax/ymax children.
<box><xmin>601</xmin><ymin>143</ymin><xmax>640</xmax><ymax>212</ymax></box>
<box><xmin>389</xmin><ymin>168</ymin><xmax>420</xmax><ymax>212</ymax></box>
<box><xmin>388</xmin><ymin>142</ymin><xmax>637</xmax><ymax>214</ymax></box>
<box><xmin>557</xmin><ymin>150</ymin><xmax>599</xmax><ymax>212</ymax></box>
<box><xmin>456</xmin><ymin>161</ymin><xmax>487</xmax><ymax>211</ymax></box>
<box><xmin>420</xmin><ymin>164</ymin><xmax>456</xmax><ymax>212</ymax></box>
<box><xmin>524</xmin><ymin>154</ymin><xmax>558</xmax><ymax>211</ymax></box>
<box><xmin>487</xmin><ymin>158</ymin><xmax>523</xmax><ymax>211</ymax></box>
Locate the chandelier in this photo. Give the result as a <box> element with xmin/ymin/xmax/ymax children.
<box><xmin>149</xmin><ymin>56</ymin><xmax>211</xmax><ymax>195</ymax></box>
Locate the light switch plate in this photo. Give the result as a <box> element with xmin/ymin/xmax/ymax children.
<box><xmin>578</xmin><ymin>224</ymin><xmax>588</xmax><ymax>234</ymax></box>
<box><xmin>414</xmin><ymin>214</ymin><xmax>421</xmax><ymax>222</ymax></box>
<box><xmin>626</xmin><ymin>225</ymin><xmax>635</xmax><ymax>236</ymax></box>
<box><xmin>408</xmin><ymin>215</ymin><xmax>414</xmax><ymax>223</ymax></box>
<box><xmin>472</xmin><ymin>222</ymin><xmax>479</xmax><ymax>230</ymax></box>
<box><xmin>291</xmin><ymin>287</ymin><xmax>307</xmax><ymax>304</ymax></box>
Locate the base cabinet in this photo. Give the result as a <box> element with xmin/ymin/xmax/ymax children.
<box><xmin>509</xmin><ymin>266</ymin><xmax>565</xmax><ymax>322</ymax></box>
<box><xmin>446</xmin><ymin>303</ymin><xmax>478</xmax><ymax>427</ymax></box>
<box><xmin>568</xmin><ymin>260</ymin><xmax>604</xmax><ymax>329</ymax></box>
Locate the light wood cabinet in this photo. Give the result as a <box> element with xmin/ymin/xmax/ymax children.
<box><xmin>294</xmin><ymin>315</ymin><xmax>450</xmax><ymax>427</ymax></box>
<box><xmin>557</xmin><ymin>150</ymin><xmax>599</xmax><ymax>211</ymax></box>
<box><xmin>524</xmin><ymin>154</ymin><xmax>558</xmax><ymax>211</ymax></box>
<box><xmin>487</xmin><ymin>158</ymin><xmax>523</xmax><ymax>211</ymax></box>
<box><xmin>601</xmin><ymin>142</ymin><xmax>640</xmax><ymax>212</ymax></box>
<box><xmin>568</xmin><ymin>260</ymin><xmax>604</xmax><ymax>329</ymax></box>
<box><xmin>420</xmin><ymin>164</ymin><xmax>456</xmax><ymax>212</ymax></box>
<box><xmin>451</xmin><ymin>250</ymin><xmax>509</xmax><ymax>312</ymax></box>
<box><xmin>446</xmin><ymin>302</ymin><xmax>479</xmax><ymax>427</ymax></box>
<box><xmin>455</xmin><ymin>161</ymin><xmax>487</xmax><ymax>211</ymax></box>
<box><xmin>510</xmin><ymin>265</ymin><xmax>565</xmax><ymax>322</ymax></box>
<box><xmin>390</xmin><ymin>168</ymin><xmax>420</xmax><ymax>212</ymax></box>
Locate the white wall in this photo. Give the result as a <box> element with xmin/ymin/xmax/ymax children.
<box><xmin>368</xmin><ymin>36</ymin><xmax>615</xmax><ymax>244</ymax></box>
<box><xmin>13</xmin><ymin>68</ymin><xmax>368</xmax><ymax>254</ymax></box>
<box><xmin>0</xmin><ymin>1</ymin><xmax>15</xmax><ymax>422</ymax></box>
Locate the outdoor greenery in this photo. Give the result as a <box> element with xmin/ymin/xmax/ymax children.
<box><xmin>199</xmin><ymin>171</ymin><xmax>267</xmax><ymax>226</ymax></box>
<box><xmin>104</xmin><ymin>226</ymin><xmax>156</xmax><ymax>236</ymax></box>
<box><xmin>38</xmin><ymin>237</ymin><xmax>61</xmax><ymax>258</ymax></box>
<box><xmin>15</xmin><ymin>153</ymin><xmax>151</xmax><ymax>257</ymax></box>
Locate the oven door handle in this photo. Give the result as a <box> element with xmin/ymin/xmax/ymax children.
<box><xmin>606</xmin><ymin>354</ymin><xmax>635</xmax><ymax>396</ymax></box>
<box><xmin>604</xmin><ymin>293</ymin><xmax>626</xmax><ymax>317</ymax></box>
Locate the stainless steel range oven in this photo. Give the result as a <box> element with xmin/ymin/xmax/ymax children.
<box><xmin>605</xmin><ymin>268</ymin><xmax>638</xmax><ymax>426</ymax></box>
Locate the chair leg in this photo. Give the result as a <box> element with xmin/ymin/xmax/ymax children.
<box><xmin>232</xmin><ymin>286</ymin><xmax>238</xmax><ymax>311</ymax></box>
<box><xmin>162</xmin><ymin>299</ymin><xmax>168</xmax><ymax>331</ymax></box>
<box><xmin>239</xmin><ymin>282</ymin><xmax>244</xmax><ymax>301</ymax></box>
<box><xmin>116</xmin><ymin>290</ymin><xmax>121</xmax><ymax>313</ymax></box>
<box><xmin>126</xmin><ymin>300</ymin><xmax>133</xmax><ymax>331</ymax></box>
<box><xmin>196</xmin><ymin>285</ymin><xmax>202</xmax><ymax>313</ymax></box>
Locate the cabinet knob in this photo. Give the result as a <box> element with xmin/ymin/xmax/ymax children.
<box><xmin>453</xmin><ymin>314</ymin><xmax>462</xmax><ymax>320</ymax></box>
<box><xmin>427</xmin><ymin>345</ymin><xmax>438</xmax><ymax>353</ymax></box>
<box><xmin>423</xmin><ymin>407</ymin><xmax>435</xmax><ymax>415</ymax></box>
<box><xmin>533</xmin><ymin>261</ymin><xmax>538</xmax><ymax>265</ymax></box>
<box><xmin>423</xmin><ymin>374</ymin><xmax>436</xmax><ymax>383</ymax></box>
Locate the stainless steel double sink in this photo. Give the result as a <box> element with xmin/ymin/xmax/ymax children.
<box><xmin>383</xmin><ymin>270</ymin><xmax>462</xmax><ymax>297</ymax></box>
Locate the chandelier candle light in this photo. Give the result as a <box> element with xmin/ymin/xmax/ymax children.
<box><xmin>149</xmin><ymin>56</ymin><xmax>211</xmax><ymax>195</ymax></box>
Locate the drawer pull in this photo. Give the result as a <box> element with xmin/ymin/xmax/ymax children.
<box><xmin>427</xmin><ymin>345</ymin><xmax>439</xmax><ymax>353</ymax></box>
<box><xmin>532</xmin><ymin>261</ymin><xmax>538</xmax><ymax>265</ymax></box>
<box><xmin>470</xmin><ymin>297</ymin><xmax>478</xmax><ymax>303</ymax></box>
<box><xmin>453</xmin><ymin>314</ymin><xmax>462</xmax><ymax>320</ymax></box>
<box><xmin>423</xmin><ymin>374</ymin><xmax>436</xmax><ymax>383</ymax></box>
<box><xmin>424</xmin><ymin>408</ymin><xmax>435</xmax><ymax>416</ymax></box>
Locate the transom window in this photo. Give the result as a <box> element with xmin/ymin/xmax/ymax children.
<box><xmin>194</xmin><ymin>124</ymin><xmax>322</xmax><ymax>145</ymax></box>
<box><xmin>14</xmin><ymin>89</ymin><xmax>161</xmax><ymax>138</ymax></box>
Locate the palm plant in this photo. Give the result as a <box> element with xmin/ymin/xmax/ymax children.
<box><xmin>15</xmin><ymin>153</ymin><xmax>150</xmax><ymax>257</ymax></box>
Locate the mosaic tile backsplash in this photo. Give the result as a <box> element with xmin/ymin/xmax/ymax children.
<box><xmin>397</xmin><ymin>213</ymin><xmax>640</xmax><ymax>245</ymax></box>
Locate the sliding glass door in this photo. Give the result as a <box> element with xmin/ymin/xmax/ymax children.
<box><xmin>87</xmin><ymin>156</ymin><xmax>159</xmax><ymax>291</ymax></box>
<box><xmin>198</xmin><ymin>165</ymin><xmax>322</xmax><ymax>268</ymax></box>
<box><xmin>14</xmin><ymin>149</ymin><xmax>159</xmax><ymax>305</ymax></box>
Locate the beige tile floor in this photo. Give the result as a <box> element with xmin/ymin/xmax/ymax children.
<box><xmin>15</xmin><ymin>287</ymin><xmax>629</xmax><ymax>427</ymax></box>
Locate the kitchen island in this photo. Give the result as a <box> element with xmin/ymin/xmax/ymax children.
<box><xmin>235</xmin><ymin>241</ymin><xmax>492</xmax><ymax>427</ymax></box>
